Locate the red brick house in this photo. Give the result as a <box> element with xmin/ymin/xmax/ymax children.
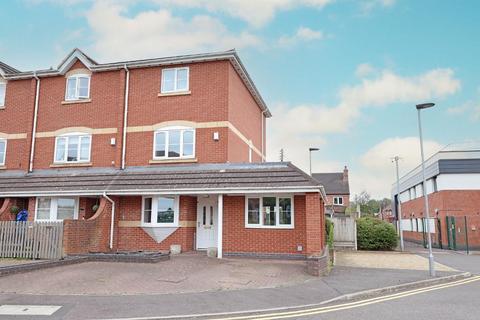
<box><xmin>0</xmin><ymin>49</ymin><xmax>327</xmax><ymax>264</ymax></box>
<box><xmin>312</xmin><ymin>166</ymin><xmax>350</xmax><ymax>216</ymax></box>
<box><xmin>392</xmin><ymin>143</ymin><xmax>480</xmax><ymax>250</ymax></box>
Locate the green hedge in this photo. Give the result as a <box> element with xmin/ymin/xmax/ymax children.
<box><xmin>325</xmin><ymin>218</ymin><xmax>334</xmax><ymax>249</ymax></box>
<box><xmin>357</xmin><ymin>217</ymin><xmax>397</xmax><ymax>250</ymax></box>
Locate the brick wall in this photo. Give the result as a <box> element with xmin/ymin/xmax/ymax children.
<box><xmin>400</xmin><ymin>190</ymin><xmax>480</xmax><ymax>248</ymax></box>
<box><xmin>116</xmin><ymin>196</ymin><xmax>197</xmax><ymax>252</ymax></box>
<box><xmin>325</xmin><ymin>194</ymin><xmax>350</xmax><ymax>208</ymax></box>
<box><xmin>1</xmin><ymin>57</ymin><xmax>266</xmax><ymax>172</ymax></box>
<box><xmin>63</xmin><ymin>197</ymin><xmax>114</xmax><ymax>255</ymax></box>
<box><xmin>223</xmin><ymin>195</ymin><xmax>310</xmax><ymax>255</ymax></box>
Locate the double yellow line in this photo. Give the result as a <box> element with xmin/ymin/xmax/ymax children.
<box><xmin>214</xmin><ymin>275</ymin><xmax>480</xmax><ymax>320</ymax></box>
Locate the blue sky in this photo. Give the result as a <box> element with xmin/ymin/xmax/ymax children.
<box><xmin>1</xmin><ymin>0</ymin><xmax>479</xmax><ymax>197</ymax></box>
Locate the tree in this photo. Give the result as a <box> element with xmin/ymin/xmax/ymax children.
<box><xmin>349</xmin><ymin>191</ymin><xmax>390</xmax><ymax>216</ymax></box>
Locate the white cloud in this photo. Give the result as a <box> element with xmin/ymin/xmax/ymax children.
<box><xmin>361</xmin><ymin>0</ymin><xmax>396</xmax><ymax>13</ymax></box>
<box><xmin>352</xmin><ymin>137</ymin><xmax>443</xmax><ymax>198</ymax></box>
<box><xmin>278</xmin><ymin>27</ymin><xmax>324</xmax><ymax>46</ymax></box>
<box><xmin>355</xmin><ymin>63</ymin><xmax>376</xmax><ymax>78</ymax></box>
<box><xmin>267</xmin><ymin>66</ymin><xmax>460</xmax><ymax>196</ymax></box>
<box><xmin>447</xmin><ymin>101</ymin><xmax>480</xmax><ymax>121</ymax></box>
<box><xmin>159</xmin><ymin>0</ymin><xmax>332</xmax><ymax>27</ymax></box>
<box><xmin>86</xmin><ymin>1</ymin><xmax>261</xmax><ymax>61</ymax></box>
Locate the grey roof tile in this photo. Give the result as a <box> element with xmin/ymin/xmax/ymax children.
<box><xmin>0</xmin><ymin>162</ymin><xmax>321</xmax><ymax>196</ymax></box>
<box><xmin>312</xmin><ymin>172</ymin><xmax>350</xmax><ymax>195</ymax></box>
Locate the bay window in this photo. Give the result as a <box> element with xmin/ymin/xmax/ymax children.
<box><xmin>245</xmin><ymin>196</ymin><xmax>294</xmax><ymax>228</ymax></box>
<box><xmin>65</xmin><ymin>74</ymin><xmax>90</xmax><ymax>100</ymax></box>
<box><xmin>55</xmin><ymin>133</ymin><xmax>91</xmax><ymax>163</ymax></box>
<box><xmin>153</xmin><ymin>127</ymin><xmax>195</xmax><ymax>160</ymax></box>
<box><xmin>142</xmin><ymin>196</ymin><xmax>179</xmax><ymax>227</ymax></box>
<box><xmin>161</xmin><ymin>67</ymin><xmax>189</xmax><ymax>93</ymax></box>
<box><xmin>35</xmin><ymin>197</ymin><xmax>78</xmax><ymax>221</ymax></box>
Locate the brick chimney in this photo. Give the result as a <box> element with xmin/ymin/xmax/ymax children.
<box><xmin>343</xmin><ymin>166</ymin><xmax>348</xmax><ymax>182</ymax></box>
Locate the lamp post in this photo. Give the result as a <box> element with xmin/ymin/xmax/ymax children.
<box><xmin>392</xmin><ymin>156</ymin><xmax>405</xmax><ymax>251</ymax></box>
<box><xmin>416</xmin><ymin>102</ymin><xmax>436</xmax><ymax>277</ymax></box>
<box><xmin>309</xmin><ymin>147</ymin><xmax>319</xmax><ymax>175</ymax></box>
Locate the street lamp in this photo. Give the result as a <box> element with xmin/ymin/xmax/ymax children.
<box><xmin>416</xmin><ymin>102</ymin><xmax>436</xmax><ymax>277</ymax></box>
<box><xmin>309</xmin><ymin>147</ymin><xmax>319</xmax><ymax>175</ymax></box>
<box><xmin>392</xmin><ymin>156</ymin><xmax>405</xmax><ymax>252</ymax></box>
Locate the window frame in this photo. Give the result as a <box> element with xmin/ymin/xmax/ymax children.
<box><xmin>333</xmin><ymin>196</ymin><xmax>344</xmax><ymax>205</ymax></box>
<box><xmin>153</xmin><ymin>126</ymin><xmax>195</xmax><ymax>160</ymax></box>
<box><xmin>160</xmin><ymin>67</ymin><xmax>190</xmax><ymax>93</ymax></box>
<box><xmin>65</xmin><ymin>74</ymin><xmax>91</xmax><ymax>101</ymax></box>
<box><xmin>54</xmin><ymin>132</ymin><xmax>92</xmax><ymax>164</ymax></box>
<box><xmin>141</xmin><ymin>195</ymin><xmax>180</xmax><ymax>227</ymax></box>
<box><xmin>0</xmin><ymin>81</ymin><xmax>6</xmax><ymax>107</ymax></box>
<box><xmin>0</xmin><ymin>138</ymin><xmax>6</xmax><ymax>166</ymax></box>
<box><xmin>244</xmin><ymin>195</ymin><xmax>294</xmax><ymax>229</ymax></box>
<box><xmin>35</xmin><ymin>197</ymin><xmax>79</xmax><ymax>221</ymax></box>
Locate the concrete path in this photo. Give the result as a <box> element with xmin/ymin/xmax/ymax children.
<box><xmin>335</xmin><ymin>251</ymin><xmax>457</xmax><ymax>272</ymax></box>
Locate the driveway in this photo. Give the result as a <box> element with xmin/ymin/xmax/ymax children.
<box><xmin>0</xmin><ymin>253</ymin><xmax>312</xmax><ymax>295</ymax></box>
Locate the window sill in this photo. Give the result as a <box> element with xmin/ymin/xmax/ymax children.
<box><xmin>0</xmin><ymin>165</ymin><xmax>6</xmax><ymax>170</ymax></box>
<box><xmin>245</xmin><ymin>224</ymin><xmax>295</xmax><ymax>230</ymax></box>
<box><xmin>149</xmin><ymin>158</ymin><xmax>197</xmax><ymax>164</ymax></box>
<box><xmin>0</xmin><ymin>106</ymin><xmax>5</xmax><ymax>110</ymax></box>
<box><xmin>141</xmin><ymin>223</ymin><xmax>179</xmax><ymax>228</ymax></box>
<box><xmin>158</xmin><ymin>91</ymin><xmax>191</xmax><ymax>97</ymax></box>
<box><xmin>61</xmin><ymin>99</ymin><xmax>92</xmax><ymax>105</ymax></box>
<box><xmin>50</xmin><ymin>162</ymin><xmax>92</xmax><ymax>168</ymax></box>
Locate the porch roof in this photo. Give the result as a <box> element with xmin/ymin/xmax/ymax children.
<box><xmin>0</xmin><ymin>162</ymin><xmax>325</xmax><ymax>198</ymax></box>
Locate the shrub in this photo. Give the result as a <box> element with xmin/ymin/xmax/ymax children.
<box><xmin>356</xmin><ymin>217</ymin><xmax>397</xmax><ymax>250</ymax></box>
<box><xmin>9</xmin><ymin>205</ymin><xmax>20</xmax><ymax>215</ymax></box>
<box><xmin>325</xmin><ymin>218</ymin><xmax>334</xmax><ymax>249</ymax></box>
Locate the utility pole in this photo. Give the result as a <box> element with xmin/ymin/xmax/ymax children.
<box><xmin>392</xmin><ymin>156</ymin><xmax>405</xmax><ymax>252</ymax></box>
<box><xmin>279</xmin><ymin>148</ymin><xmax>284</xmax><ymax>162</ymax></box>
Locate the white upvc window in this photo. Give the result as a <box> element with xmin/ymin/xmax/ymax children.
<box><xmin>35</xmin><ymin>197</ymin><xmax>79</xmax><ymax>221</ymax></box>
<box><xmin>153</xmin><ymin>126</ymin><xmax>195</xmax><ymax>160</ymax></box>
<box><xmin>161</xmin><ymin>67</ymin><xmax>189</xmax><ymax>93</ymax></box>
<box><xmin>0</xmin><ymin>81</ymin><xmax>6</xmax><ymax>107</ymax></box>
<box><xmin>65</xmin><ymin>74</ymin><xmax>90</xmax><ymax>100</ymax></box>
<box><xmin>245</xmin><ymin>195</ymin><xmax>294</xmax><ymax>229</ymax></box>
<box><xmin>0</xmin><ymin>138</ymin><xmax>6</xmax><ymax>165</ymax></box>
<box><xmin>141</xmin><ymin>196</ymin><xmax>179</xmax><ymax>227</ymax></box>
<box><xmin>333</xmin><ymin>196</ymin><xmax>343</xmax><ymax>205</ymax></box>
<box><xmin>54</xmin><ymin>133</ymin><xmax>91</xmax><ymax>163</ymax></box>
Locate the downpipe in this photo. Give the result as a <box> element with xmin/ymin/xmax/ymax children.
<box><xmin>102</xmin><ymin>192</ymin><xmax>115</xmax><ymax>250</ymax></box>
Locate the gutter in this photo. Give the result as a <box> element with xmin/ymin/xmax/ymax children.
<box><xmin>102</xmin><ymin>192</ymin><xmax>115</xmax><ymax>250</ymax></box>
<box><xmin>28</xmin><ymin>72</ymin><xmax>40</xmax><ymax>173</ymax></box>
<box><xmin>121</xmin><ymin>64</ymin><xmax>130</xmax><ymax>170</ymax></box>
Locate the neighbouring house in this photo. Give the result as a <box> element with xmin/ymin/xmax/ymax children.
<box><xmin>312</xmin><ymin>166</ymin><xmax>350</xmax><ymax>216</ymax></box>
<box><xmin>391</xmin><ymin>142</ymin><xmax>480</xmax><ymax>250</ymax></box>
<box><xmin>0</xmin><ymin>49</ymin><xmax>328</xmax><ymax>269</ymax></box>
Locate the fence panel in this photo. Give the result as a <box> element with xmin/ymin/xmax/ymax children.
<box><xmin>331</xmin><ymin>216</ymin><xmax>357</xmax><ymax>249</ymax></box>
<box><xmin>0</xmin><ymin>221</ymin><xmax>63</xmax><ymax>260</ymax></box>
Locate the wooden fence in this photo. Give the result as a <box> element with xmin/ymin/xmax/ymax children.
<box><xmin>0</xmin><ymin>221</ymin><xmax>64</xmax><ymax>260</ymax></box>
<box><xmin>331</xmin><ymin>215</ymin><xmax>357</xmax><ymax>250</ymax></box>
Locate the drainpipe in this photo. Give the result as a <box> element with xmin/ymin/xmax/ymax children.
<box><xmin>261</xmin><ymin>111</ymin><xmax>265</xmax><ymax>162</ymax></box>
<box><xmin>102</xmin><ymin>192</ymin><xmax>115</xmax><ymax>250</ymax></box>
<box><xmin>121</xmin><ymin>64</ymin><xmax>130</xmax><ymax>170</ymax></box>
<box><xmin>29</xmin><ymin>72</ymin><xmax>40</xmax><ymax>173</ymax></box>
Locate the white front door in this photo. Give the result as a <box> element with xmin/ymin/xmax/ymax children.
<box><xmin>196</xmin><ymin>196</ymin><xmax>217</xmax><ymax>250</ymax></box>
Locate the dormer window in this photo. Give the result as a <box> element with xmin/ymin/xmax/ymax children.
<box><xmin>161</xmin><ymin>67</ymin><xmax>189</xmax><ymax>93</ymax></box>
<box><xmin>0</xmin><ymin>81</ymin><xmax>6</xmax><ymax>107</ymax></box>
<box><xmin>65</xmin><ymin>74</ymin><xmax>90</xmax><ymax>101</ymax></box>
<box><xmin>54</xmin><ymin>133</ymin><xmax>91</xmax><ymax>163</ymax></box>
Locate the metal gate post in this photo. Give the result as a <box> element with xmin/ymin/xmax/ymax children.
<box><xmin>464</xmin><ymin>216</ymin><xmax>469</xmax><ymax>255</ymax></box>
